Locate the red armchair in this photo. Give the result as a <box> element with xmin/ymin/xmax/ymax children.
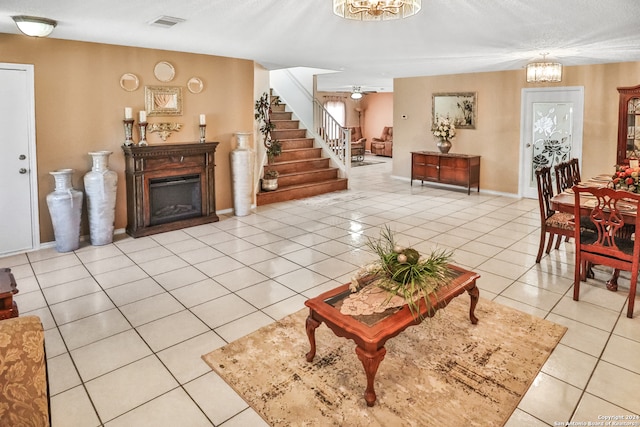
<box><xmin>371</xmin><ymin>126</ymin><xmax>393</xmax><ymax>157</ymax></box>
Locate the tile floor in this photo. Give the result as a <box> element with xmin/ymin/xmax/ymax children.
<box><xmin>3</xmin><ymin>154</ymin><xmax>640</xmax><ymax>426</ymax></box>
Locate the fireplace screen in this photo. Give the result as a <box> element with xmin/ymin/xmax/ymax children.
<box><xmin>149</xmin><ymin>175</ymin><xmax>202</xmax><ymax>225</ymax></box>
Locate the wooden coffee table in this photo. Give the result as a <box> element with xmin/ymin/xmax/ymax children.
<box><xmin>304</xmin><ymin>264</ymin><xmax>480</xmax><ymax>406</ymax></box>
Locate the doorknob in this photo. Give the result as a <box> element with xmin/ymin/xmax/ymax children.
<box><xmin>18</xmin><ymin>154</ymin><xmax>26</xmax><ymax>160</ymax></box>
<box><xmin>19</xmin><ymin>168</ymin><xmax>27</xmax><ymax>174</ymax></box>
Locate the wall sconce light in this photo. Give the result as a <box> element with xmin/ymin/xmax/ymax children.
<box><xmin>12</xmin><ymin>15</ymin><xmax>57</xmax><ymax>37</ymax></box>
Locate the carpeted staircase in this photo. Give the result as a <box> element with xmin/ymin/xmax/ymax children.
<box><xmin>256</xmin><ymin>96</ymin><xmax>348</xmax><ymax>206</ymax></box>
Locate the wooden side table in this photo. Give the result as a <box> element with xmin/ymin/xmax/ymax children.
<box><xmin>0</xmin><ymin>268</ymin><xmax>19</xmax><ymax>320</ymax></box>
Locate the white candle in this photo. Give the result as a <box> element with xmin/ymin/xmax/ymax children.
<box><xmin>139</xmin><ymin>111</ymin><xmax>146</xmax><ymax>122</ymax></box>
<box><xmin>199</xmin><ymin>114</ymin><xmax>206</xmax><ymax>125</ymax></box>
<box><xmin>631</xmin><ymin>159</ymin><xmax>639</xmax><ymax>168</ymax></box>
<box><xmin>124</xmin><ymin>107</ymin><xmax>132</xmax><ymax>119</ymax></box>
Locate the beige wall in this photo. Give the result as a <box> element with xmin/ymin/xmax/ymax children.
<box><xmin>1</xmin><ymin>34</ymin><xmax>254</xmax><ymax>244</ymax></box>
<box><xmin>393</xmin><ymin>61</ymin><xmax>640</xmax><ymax>194</ymax></box>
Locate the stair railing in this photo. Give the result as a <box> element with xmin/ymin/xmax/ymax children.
<box><xmin>312</xmin><ymin>98</ymin><xmax>351</xmax><ymax>178</ymax></box>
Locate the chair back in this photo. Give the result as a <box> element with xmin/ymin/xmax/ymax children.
<box><xmin>554</xmin><ymin>158</ymin><xmax>581</xmax><ymax>194</ymax></box>
<box><xmin>535</xmin><ymin>166</ymin><xmax>555</xmax><ymax>222</ymax></box>
<box><xmin>572</xmin><ymin>185</ymin><xmax>640</xmax><ymax>262</ymax></box>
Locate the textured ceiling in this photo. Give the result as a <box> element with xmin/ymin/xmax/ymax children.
<box><xmin>1</xmin><ymin>0</ymin><xmax>640</xmax><ymax>92</ymax></box>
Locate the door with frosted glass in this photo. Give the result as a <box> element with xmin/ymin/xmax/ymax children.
<box><xmin>520</xmin><ymin>87</ymin><xmax>584</xmax><ymax>199</ymax></box>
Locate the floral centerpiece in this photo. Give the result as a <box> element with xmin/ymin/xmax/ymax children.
<box><xmin>612</xmin><ymin>165</ymin><xmax>640</xmax><ymax>193</ymax></box>
<box><xmin>346</xmin><ymin>225</ymin><xmax>453</xmax><ymax>320</ymax></box>
<box><xmin>432</xmin><ymin>116</ymin><xmax>456</xmax><ymax>141</ymax></box>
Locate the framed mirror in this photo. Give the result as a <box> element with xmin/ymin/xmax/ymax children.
<box><xmin>153</xmin><ymin>61</ymin><xmax>175</xmax><ymax>82</ymax></box>
<box><xmin>119</xmin><ymin>73</ymin><xmax>139</xmax><ymax>92</ymax></box>
<box><xmin>187</xmin><ymin>77</ymin><xmax>204</xmax><ymax>94</ymax></box>
<box><xmin>432</xmin><ymin>92</ymin><xmax>477</xmax><ymax>129</ymax></box>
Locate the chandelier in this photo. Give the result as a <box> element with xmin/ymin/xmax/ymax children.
<box><xmin>333</xmin><ymin>0</ymin><xmax>422</xmax><ymax>21</ymax></box>
<box><xmin>526</xmin><ymin>54</ymin><xmax>562</xmax><ymax>83</ymax></box>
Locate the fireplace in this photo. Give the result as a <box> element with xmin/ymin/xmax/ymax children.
<box><xmin>149</xmin><ymin>175</ymin><xmax>202</xmax><ymax>225</ymax></box>
<box><xmin>122</xmin><ymin>142</ymin><xmax>219</xmax><ymax>237</ymax></box>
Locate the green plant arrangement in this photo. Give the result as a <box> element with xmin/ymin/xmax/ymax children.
<box><xmin>263</xmin><ymin>170</ymin><xmax>279</xmax><ymax>180</ymax></box>
<box><xmin>254</xmin><ymin>92</ymin><xmax>282</xmax><ymax>165</ymax></box>
<box><xmin>350</xmin><ymin>225</ymin><xmax>454</xmax><ymax>319</ymax></box>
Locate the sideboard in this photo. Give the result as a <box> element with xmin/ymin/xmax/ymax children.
<box><xmin>411</xmin><ymin>151</ymin><xmax>480</xmax><ymax>195</ymax></box>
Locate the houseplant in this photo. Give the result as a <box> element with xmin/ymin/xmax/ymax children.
<box><xmin>255</xmin><ymin>92</ymin><xmax>282</xmax><ymax>190</ymax></box>
<box><xmin>432</xmin><ymin>115</ymin><xmax>456</xmax><ymax>153</ymax></box>
<box><xmin>347</xmin><ymin>225</ymin><xmax>454</xmax><ymax>319</ymax></box>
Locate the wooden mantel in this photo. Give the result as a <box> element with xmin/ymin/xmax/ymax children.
<box><xmin>122</xmin><ymin>142</ymin><xmax>219</xmax><ymax>238</ymax></box>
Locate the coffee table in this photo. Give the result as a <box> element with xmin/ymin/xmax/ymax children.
<box><xmin>304</xmin><ymin>264</ymin><xmax>480</xmax><ymax>406</ymax></box>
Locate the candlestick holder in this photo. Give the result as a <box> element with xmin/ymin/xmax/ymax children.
<box><xmin>123</xmin><ymin>119</ymin><xmax>134</xmax><ymax>146</ymax></box>
<box><xmin>199</xmin><ymin>124</ymin><xmax>206</xmax><ymax>143</ymax></box>
<box><xmin>138</xmin><ymin>122</ymin><xmax>148</xmax><ymax>146</ymax></box>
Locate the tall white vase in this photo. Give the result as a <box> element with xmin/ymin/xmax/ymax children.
<box><xmin>46</xmin><ymin>169</ymin><xmax>83</xmax><ymax>252</ymax></box>
<box><xmin>84</xmin><ymin>151</ymin><xmax>118</xmax><ymax>245</ymax></box>
<box><xmin>230</xmin><ymin>132</ymin><xmax>254</xmax><ymax>216</ymax></box>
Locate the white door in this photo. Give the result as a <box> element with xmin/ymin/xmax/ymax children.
<box><xmin>520</xmin><ymin>87</ymin><xmax>584</xmax><ymax>199</ymax></box>
<box><xmin>0</xmin><ymin>64</ymin><xmax>39</xmax><ymax>255</ymax></box>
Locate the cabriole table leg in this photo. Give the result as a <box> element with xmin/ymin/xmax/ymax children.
<box><xmin>355</xmin><ymin>346</ymin><xmax>386</xmax><ymax>407</ymax></box>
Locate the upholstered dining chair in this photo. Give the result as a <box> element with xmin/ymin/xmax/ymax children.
<box><xmin>535</xmin><ymin>166</ymin><xmax>575</xmax><ymax>263</ymax></box>
<box><xmin>554</xmin><ymin>158</ymin><xmax>581</xmax><ymax>194</ymax></box>
<box><xmin>572</xmin><ymin>185</ymin><xmax>640</xmax><ymax>318</ymax></box>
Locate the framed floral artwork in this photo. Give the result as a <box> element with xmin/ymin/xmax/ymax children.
<box><xmin>432</xmin><ymin>92</ymin><xmax>476</xmax><ymax>129</ymax></box>
<box><xmin>145</xmin><ymin>86</ymin><xmax>183</xmax><ymax>116</ymax></box>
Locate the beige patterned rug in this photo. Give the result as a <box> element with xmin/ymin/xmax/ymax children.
<box><xmin>202</xmin><ymin>296</ymin><xmax>566</xmax><ymax>427</ymax></box>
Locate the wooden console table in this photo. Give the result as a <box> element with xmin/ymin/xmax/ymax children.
<box><xmin>122</xmin><ymin>142</ymin><xmax>219</xmax><ymax>237</ymax></box>
<box><xmin>304</xmin><ymin>265</ymin><xmax>480</xmax><ymax>406</ymax></box>
<box><xmin>411</xmin><ymin>151</ymin><xmax>480</xmax><ymax>194</ymax></box>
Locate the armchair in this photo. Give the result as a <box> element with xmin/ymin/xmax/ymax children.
<box><xmin>0</xmin><ymin>315</ymin><xmax>50</xmax><ymax>425</ymax></box>
<box><xmin>347</xmin><ymin>126</ymin><xmax>366</xmax><ymax>161</ymax></box>
<box><xmin>371</xmin><ymin>126</ymin><xmax>393</xmax><ymax>157</ymax></box>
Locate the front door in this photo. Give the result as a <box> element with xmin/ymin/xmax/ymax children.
<box><xmin>520</xmin><ymin>87</ymin><xmax>584</xmax><ymax>199</ymax></box>
<box><xmin>0</xmin><ymin>64</ymin><xmax>39</xmax><ymax>255</ymax></box>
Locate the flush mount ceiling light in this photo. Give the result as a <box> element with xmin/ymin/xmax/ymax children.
<box><xmin>350</xmin><ymin>86</ymin><xmax>363</xmax><ymax>99</ymax></box>
<box><xmin>333</xmin><ymin>0</ymin><xmax>421</xmax><ymax>21</ymax></box>
<box><xmin>12</xmin><ymin>15</ymin><xmax>57</xmax><ymax>37</ymax></box>
<box><xmin>526</xmin><ymin>53</ymin><xmax>563</xmax><ymax>83</ymax></box>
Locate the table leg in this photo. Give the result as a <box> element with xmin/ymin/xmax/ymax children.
<box><xmin>355</xmin><ymin>346</ymin><xmax>386</xmax><ymax>407</ymax></box>
<box><xmin>305</xmin><ymin>313</ymin><xmax>321</xmax><ymax>362</ymax></box>
<box><xmin>467</xmin><ymin>283</ymin><xmax>479</xmax><ymax>325</ymax></box>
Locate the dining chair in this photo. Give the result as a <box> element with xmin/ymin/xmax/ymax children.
<box><xmin>554</xmin><ymin>158</ymin><xmax>581</xmax><ymax>194</ymax></box>
<box><xmin>535</xmin><ymin>166</ymin><xmax>575</xmax><ymax>263</ymax></box>
<box><xmin>572</xmin><ymin>185</ymin><xmax>640</xmax><ymax>318</ymax></box>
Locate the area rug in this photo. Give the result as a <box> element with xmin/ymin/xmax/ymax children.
<box><xmin>202</xmin><ymin>296</ymin><xmax>566</xmax><ymax>427</ymax></box>
<box><xmin>351</xmin><ymin>160</ymin><xmax>384</xmax><ymax>167</ymax></box>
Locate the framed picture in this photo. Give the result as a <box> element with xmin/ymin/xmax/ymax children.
<box><xmin>145</xmin><ymin>86</ymin><xmax>183</xmax><ymax>116</ymax></box>
<box><xmin>432</xmin><ymin>92</ymin><xmax>476</xmax><ymax>129</ymax></box>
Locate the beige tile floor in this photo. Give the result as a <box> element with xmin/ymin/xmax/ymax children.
<box><xmin>3</xmin><ymin>154</ymin><xmax>640</xmax><ymax>426</ymax></box>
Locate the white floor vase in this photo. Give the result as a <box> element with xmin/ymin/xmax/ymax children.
<box><xmin>84</xmin><ymin>151</ymin><xmax>118</xmax><ymax>245</ymax></box>
<box><xmin>46</xmin><ymin>169</ymin><xmax>83</xmax><ymax>252</ymax></box>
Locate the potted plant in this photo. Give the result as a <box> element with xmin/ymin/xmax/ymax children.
<box><xmin>262</xmin><ymin>169</ymin><xmax>279</xmax><ymax>191</ymax></box>
<box><xmin>255</xmin><ymin>92</ymin><xmax>282</xmax><ymax>190</ymax></box>
<box><xmin>348</xmin><ymin>225</ymin><xmax>453</xmax><ymax>319</ymax></box>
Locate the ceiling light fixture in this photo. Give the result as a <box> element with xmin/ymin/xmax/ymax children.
<box><xmin>526</xmin><ymin>53</ymin><xmax>562</xmax><ymax>83</ymax></box>
<box><xmin>12</xmin><ymin>15</ymin><xmax>57</xmax><ymax>37</ymax></box>
<box><xmin>333</xmin><ymin>0</ymin><xmax>421</xmax><ymax>21</ymax></box>
<box><xmin>351</xmin><ymin>87</ymin><xmax>363</xmax><ymax>99</ymax></box>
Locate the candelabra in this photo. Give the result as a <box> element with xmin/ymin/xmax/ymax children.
<box><xmin>123</xmin><ymin>119</ymin><xmax>134</xmax><ymax>146</ymax></box>
<box><xmin>199</xmin><ymin>124</ymin><xmax>206</xmax><ymax>143</ymax></box>
<box><xmin>138</xmin><ymin>122</ymin><xmax>148</xmax><ymax>146</ymax></box>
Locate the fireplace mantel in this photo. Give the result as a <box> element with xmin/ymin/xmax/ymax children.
<box><xmin>122</xmin><ymin>142</ymin><xmax>219</xmax><ymax>237</ymax></box>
